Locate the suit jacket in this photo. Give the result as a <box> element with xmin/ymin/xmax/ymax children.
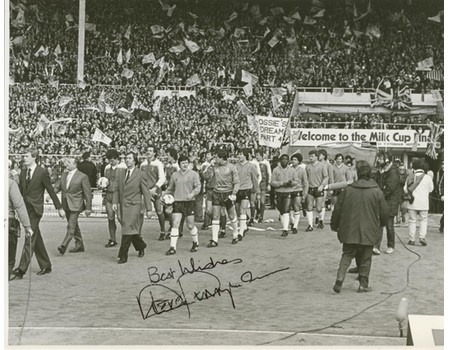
<box><xmin>112</xmin><ymin>168</ymin><xmax>152</xmax><ymax>235</ymax></box>
<box><xmin>55</xmin><ymin>170</ymin><xmax>92</xmax><ymax>212</ymax></box>
<box><xmin>19</xmin><ymin>165</ymin><xmax>62</xmax><ymax>217</ymax></box>
<box><xmin>77</xmin><ymin>160</ymin><xmax>97</xmax><ymax>188</ymax></box>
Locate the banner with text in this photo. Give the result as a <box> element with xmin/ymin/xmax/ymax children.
<box><xmin>255</xmin><ymin>115</ymin><xmax>289</xmax><ymax>148</ymax></box>
<box><xmin>290</xmin><ymin>128</ymin><xmax>430</xmax><ymax>148</ymax></box>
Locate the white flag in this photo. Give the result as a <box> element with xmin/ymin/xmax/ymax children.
<box><xmin>54</xmin><ymin>44</ymin><xmax>62</xmax><ymax>55</ymax></box>
<box><xmin>291</xmin><ymin>12</ymin><xmax>302</xmax><ymax>20</ymax></box>
<box><xmin>34</xmin><ymin>45</ymin><xmax>46</xmax><ymax>57</ymax></box>
<box><xmin>428</xmin><ymin>10</ymin><xmax>443</xmax><ymax>23</ymax></box>
<box><xmin>241</xmin><ymin>70</ymin><xmax>259</xmax><ymax>85</ymax></box>
<box><xmin>77</xmin><ymin>80</ymin><xmax>86</xmax><ymax>90</ymax></box>
<box><xmin>268</xmin><ymin>36</ymin><xmax>280</xmax><ymax>48</ymax></box>
<box><xmin>59</xmin><ymin>96</ymin><xmax>73</xmax><ymax>107</ymax></box>
<box><xmin>237</xmin><ymin>100</ymin><xmax>253</xmax><ymax>115</ymax></box>
<box><xmin>243</xmin><ymin>83</ymin><xmax>253</xmax><ymax>97</ymax></box>
<box><xmin>314</xmin><ymin>9</ymin><xmax>326</xmax><ymax>18</ymax></box>
<box><xmin>184</xmin><ymin>39</ymin><xmax>200</xmax><ymax>53</ymax></box>
<box><xmin>124</xmin><ymin>25</ymin><xmax>131</xmax><ymax>39</ymax></box>
<box><xmin>142</xmin><ymin>52</ymin><xmax>156</xmax><ymax>64</ymax></box>
<box><xmin>169</xmin><ymin>44</ymin><xmax>186</xmax><ymax>53</ymax></box>
<box><xmin>204</xmin><ymin>46</ymin><xmax>214</xmax><ymax>53</ymax></box>
<box><xmin>186</xmin><ymin>73</ymin><xmax>201</xmax><ymax>87</ymax></box>
<box><xmin>92</xmin><ymin>128</ymin><xmax>112</xmax><ymax>145</ymax></box>
<box><xmin>117</xmin><ymin>48</ymin><xmax>123</xmax><ymax>65</ymax></box>
<box><xmin>417</xmin><ymin>57</ymin><xmax>434</xmax><ymax>70</ymax></box>
<box><xmin>271</xmin><ymin>95</ymin><xmax>284</xmax><ymax>111</ymax></box>
<box><xmin>121</xmin><ymin>68</ymin><xmax>134</xmax><ymax>79</ymax></box>
<box><xmin>117</xmin><ymin>107</ymin><xmax>133</xmax><ymax>116</ymax></box>
<box><xmin>304</xmin><ymin>16</ymin><xmax>317</xmax><ymax>25</ymax></box>
<box><xmin>131</xmin><ymin>97</ymin><xmax>150</xmax><ymax>112</ymax></box>
<box><xmin>125</xmin><ymin>48</ymin><xmax>131</xmax><ymax>63</ymax></box>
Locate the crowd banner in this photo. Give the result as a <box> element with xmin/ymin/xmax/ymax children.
<box><xmin>255</xmin><ymin>115</ymin><xmax>289</xmax><ymax>148</ymax></box>
<box><xmin>417</xmin><ymin>57</ymin><xmax>434</xmax><ymax>70</ymax></box>
<box><xmin>92</xmin><ymin>128</ymin><xmax>112</xmax><ymax>145</ymax></box>
<box><xmin>290</xmin><ymin>128</ymin><xmax>430</xmax><ymax>148</ymax></box>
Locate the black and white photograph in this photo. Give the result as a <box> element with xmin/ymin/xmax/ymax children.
<box><xmin>5</xmin><ymin>0</ymin><xmax>445</xmax><ymax>347</ymax></box>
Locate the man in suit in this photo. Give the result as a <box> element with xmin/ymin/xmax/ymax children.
<box><xmin>112</xmin><ymin>152</ymin><xmax>152</xmax><ymax>264</ymax></box>
<box><xmin>12</xmin><ymin>149</ymin><xmax>65</xmax><ymax>279</ymax></box>
<box><xmin>77</xmin><ymin>151</ymin><xmax>97</xmax><ymax>190</ymax></box>
<box><xmin>55</xmin><ymin>158</ymin><xmax>92</xmax><ymax>254</ymax></box>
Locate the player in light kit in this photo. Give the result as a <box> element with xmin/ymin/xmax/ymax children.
<box><xmin>328</xmin><ymin>153</ymin><xmax>354</xmax><ymax>212</ymax></box>
<box><xmin>318</xmin><ymin>149</ymin><xmax>334</xmax><ymax>227</ymax></box>
<box><xmin>235</xmin><ymin>149</ymin><xmax>260</xmax><ymax>244</ymax></box>
<box><xmin>164</xmin><ymin>155</ymin><xmax>201</xmax><ymax>255</ymax></box>
<box><xmin>254</xmin><ymin>149</ymin><xmax>271</xmax><ymax>223</ymax></box>
<box><xmin>290</xmin><ymin>153</ymin><xmax>309</xmax><ymax>234</ymax></box>
<box><xmin>140</xmin><ymin>144</ymin><xmax>167</xmax><ymax>241</ymax></box>
<box><xmin>271</xmin><ymin>154</ymin><xmax>298</xmax><ymax>237</ymax></box>
<box><xmin>305</xmin><ymin>150</ymin><xmax>328</xmax><ymax>231</ymax></box>
<box><xmin>208</xmin><ymin>149</ymin><xmax>240</xmax><ymax>247</ymax></box>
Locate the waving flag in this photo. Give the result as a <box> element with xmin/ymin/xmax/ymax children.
<box><xmin>243</xmin><ymin>83</ymin><xmax>253</xmax><ymax>97</ymax></box>
<box><xmin>59</xmin><ymin>96</ymin><xmax>73</xmax><ymax>107</ymax></box>
<box><xmin>117</xmin><ymin>48</ymin><xmax>123</xmax><ymax>65</ymax></box>
<box><xmin>169</xmin><ymin>44</ymin><xmax>186</xmax><ymax>53</ymax></box>
<box><xmin>237</xmin><ymin>100</ymin><xmax>253</xmax><ymax>115</ymax></box>
<box><xmin>92</xmin><ymin>128</ymin><xmax>112</xmax><ymax>145</ymax></box>
<box><xmin>184</xmin><ymin>39</ymin><xmax>200</xmax><ymax>52</ymax></box>
<box><xmin>142</xmin><ymin>52</ymin><xmax>156</xmax><ymax>64</ymax></box>
<box><xmin>125</xmin><ymin>48</ymin><xmax>131</xmax><ymax>63</ymax></box>
<box><xmin>241</xmin><ymin>70</ymin><xmax>259</xmax><ymax>85</ymax></box>
<box><xmin>121</xmin><ymin>68</ymin><xmax>134</xmax><ymax>79</ymax></box>
<box><xmin>425</xmin><ymin>122</ymin><xmax>444</xmax><ymax>159</ymax></box>
<box><xmin>186</xmin><ymin>73</ymin><xmax>201</xmax><ymax>87</ymax></box>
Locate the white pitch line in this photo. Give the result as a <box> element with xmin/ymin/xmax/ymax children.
<box><xmin>8</xmin><ymin>327</ymin><xmax>399</xmax><ymax>340</ymax></box>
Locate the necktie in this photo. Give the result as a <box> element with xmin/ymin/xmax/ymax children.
<box><xmin>27</xmin><ymin>168</ymin><xmax>31</xmax><ymax>182</ymax></box>
<box><xmin>67</xmin><ymin>173</ymin><xmax>72</xmax><ymax>188</ymax></box>
<box><xmin>125</xmin><ymin>170</ymin><xmax>130</xmax><ymax>182</ymax></box>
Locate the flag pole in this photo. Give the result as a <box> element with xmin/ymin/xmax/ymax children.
<box><xmin>77</xmin><ymin>0</ymin><xmax>86</xmax><ymax>83</ymax></box>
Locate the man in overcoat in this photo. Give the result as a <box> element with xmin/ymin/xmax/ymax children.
<box><xmin>331</xmin><ymin>161</ymin><xmax>388</xmax><ymax>293</ymax></box>
<box><xmin>112</xmin><ymin>152</ymin><xmax>152</xmax><ymax>263</ymax></box>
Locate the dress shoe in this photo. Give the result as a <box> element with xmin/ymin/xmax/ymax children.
<box><xmin>333</xmin><ymin>280</ymin><xmax>343</xmax><ymax>293</ymax></box>
<box><xmin>69</xmin><ymin>247</ymin><xmax>85</xmax><ymax>253</ymax></box>
<box><xmin>118</xmin><ymin>258</ymin><xmax>127</xmax><ymax>264</ymax></box>
<box><xmin>58</xmin><ymin>245</ymin><xmax>66</xmax><ymax>255</ymax></box>
<box><xmin>372</xmin><ymin>247</ymin><xmax>381</xmax><ymax>255</ymax></box>
<box><xmin>358</xmin><ymin>285</ymin><xmax>373</xmax><ymax>293</ymax></box>
<box><xmin>348</xmin><ymin>267</ymin><xmax>359</xmax><ymax>274</ymax></box>
<box><xmin>10</xmin><ymin>269</ymin><xmax>24</xmax><ymax>280</ymax></box>
<box><xmin>37</xmin><ymin>267</ymin><xmax>52</xmax><ymax>275</ymax></box>
<box><xmin>105</xmin><ymin>240</ymin><xmax>117</xmax><ymax>248</ymax></box>
<box><xmin>138</xmin><ymin>249</ymin><xmax>145</xmax><ymax>258</ymax></box>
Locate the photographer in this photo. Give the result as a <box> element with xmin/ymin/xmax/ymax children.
<box><xmin>403</xmin><ymin>159</ymin><xmax>434</xmax><ymax>246</ymax></box>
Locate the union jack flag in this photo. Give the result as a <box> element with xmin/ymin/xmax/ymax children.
<box><xmin>370</xmin><ymin>78</ymin><xmax>412</xmax><ymax>110</ymax></box>
<box><xmin>425</xmin><ymin>122</ymin><xmax>444</xmax><ymax>159</ymax></box>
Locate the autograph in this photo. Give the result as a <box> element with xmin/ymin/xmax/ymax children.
<box><xmin>137</xmin><ymin>256</ymin><xmax>289</xmax><ymax>319</ymax></box>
